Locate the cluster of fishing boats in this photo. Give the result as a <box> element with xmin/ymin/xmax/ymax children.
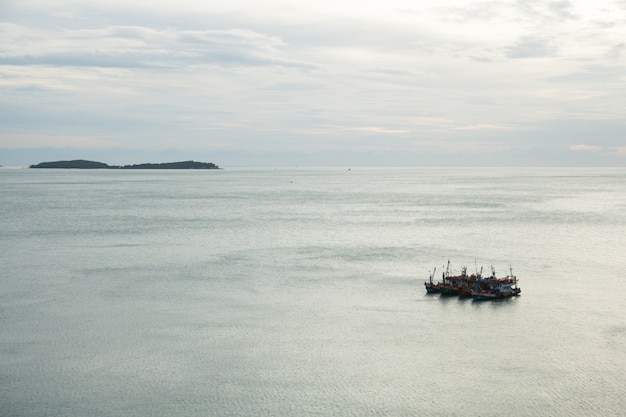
<box><xmin>424</xmin><ymin>261</ymin><xmax>521</xmax><ymax>300</ymax></box>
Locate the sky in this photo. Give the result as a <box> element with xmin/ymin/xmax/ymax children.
<box><xmin>1</xmin><ymin>0</ymin><xmax>626</xmax><ymax>167</ymax></box>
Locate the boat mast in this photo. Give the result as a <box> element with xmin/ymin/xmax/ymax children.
<box><xmin>509</xmin><ymin>265</ymin><xmax>517</xmax><ymax>288</ymax></box>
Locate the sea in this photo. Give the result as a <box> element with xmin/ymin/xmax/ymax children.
<box><xmin>1</xmin><ymin>167</ymin><xmax>625</xmax><ymax>417</ymax></box>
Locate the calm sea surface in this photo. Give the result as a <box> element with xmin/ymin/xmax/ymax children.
<box><xmin>1</xmin><ymin>167</ymin><xmax>625</xmax><ymax>417</ymax></box>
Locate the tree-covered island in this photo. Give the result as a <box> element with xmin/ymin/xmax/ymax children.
<box><xmin>29</xmin><ymin>160</ymin><xmax>220</xmax><ymax>169</ymax></box>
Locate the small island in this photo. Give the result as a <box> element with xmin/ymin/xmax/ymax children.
<box><xmin>29</xmin><ymin>160</ymin><xmax>220</xmax><ymax>169</ymax></box>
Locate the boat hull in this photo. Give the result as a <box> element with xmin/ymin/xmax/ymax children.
<box><xmin>439</xmin><ymin>286</ymin><xmax>459</xmax><ymax>295</ymax></box>
<box><xmin>471</xmin><ymin>288</ymin><xmax>521</xmax><ymax>301</ymax></box>
<box><xmin>424</xmin><ymin>282</ymin><xmax>440</xmax><ymax>293</ymax></box>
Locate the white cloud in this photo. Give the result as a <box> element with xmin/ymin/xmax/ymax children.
<box><xmin>613</xmin><ymin>146</ymin><xmax>626</xmax><ymax>156</ymax></box>
<box><xmin>455</xmin><ymin>124</ymin><xmax>510</xmax><ymax>131</ymax></box>
<box><xmin>345</xmin><ymin>127</ymin><xmax>411</xmax><ymax>134</ymax></box>
<box><xmin>570</xmin><ymin>144</ymin><xmax>603</xmax><ymax>152</ymax></box>
<box><xmin>569</xmin><ymin>144</ymin><xmax>626</xmax><ymax>158</ymax></box>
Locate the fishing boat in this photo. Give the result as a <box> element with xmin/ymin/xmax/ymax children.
<box><xmin>438</xmin><ymin>263</ymin><xmax>480</xmax><ymax>296</ymax></box>
<box><xmin>424</xmin><ymin>267</ymin><xmax>440</xmax><ymax>293</ymax></box>
<box><xmin>437</xmin><ymin>261</ymin><xmax>457</xmax><ymax>295</ymax></box>
<box><xmin>471</xmin><ymin>266</ymin><xmax>521</xmax><ymax>300</ymax></box>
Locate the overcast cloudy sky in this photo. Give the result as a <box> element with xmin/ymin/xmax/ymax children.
<box><xmin>1</xmin><ymin>0</ymin><xmax>625</xmax><ymax>166</ymax></box>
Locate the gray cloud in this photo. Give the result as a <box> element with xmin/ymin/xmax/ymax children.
<box><xmin>0</xmin><ymin>24</ymin><xmax>312</xmax><ymax>69</ymax></box>
<box><xmin>606</xmin><ymin>42</ymin><xmax>626</xmax><ymax>60</ymax></box>
<box><xmin>505</xmin><ymin>36</ymin><xmax>557</xmax><ymax>58</ymax></box>
<box><xmin>515</xmin><ymin>0</ymin><xmax>578</xmax><ymax>22</ymax></box>
<box><xmin>435</xmin><ymin>0</ymin><xmax>577</xmax><ymax>24</ymax></box>
<box><xmin>545</xmin><ymin>1</ymin><xmax>577</xmax><ymax>20</ymax></box>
